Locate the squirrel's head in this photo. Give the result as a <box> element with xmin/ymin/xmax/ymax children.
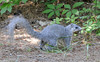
<box><xmin>66</xmin><ymin>23</ymin><xmax>82</xmax><ymax>32</ymax></box>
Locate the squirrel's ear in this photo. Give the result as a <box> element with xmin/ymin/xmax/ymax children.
<box><xmin>70</xmin><ymin>23</ymin><xmax>74</xmax><ymax>27</ymax></box>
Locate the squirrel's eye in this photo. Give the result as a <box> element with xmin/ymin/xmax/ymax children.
<box><xmin>75</xmin><ymin>27</ymin><xmax>78</xmax><ymax>29</ymax></box>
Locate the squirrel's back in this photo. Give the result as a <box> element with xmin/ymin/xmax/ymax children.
<box><xmin>41</xmin><ymin>24</ymin><xmax>66</xmax><ymax>38</ymax></box>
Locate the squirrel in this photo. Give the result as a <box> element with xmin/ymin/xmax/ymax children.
<box><xmin>6</xmin><ymin>15</ymin><xmax>82</xmax><ymax>50</ymax></box>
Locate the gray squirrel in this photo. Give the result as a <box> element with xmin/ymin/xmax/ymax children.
<box><xmin>6</xmin><ymin>15</ymin><xmax>82</xmax><ymax>50</ymax></box>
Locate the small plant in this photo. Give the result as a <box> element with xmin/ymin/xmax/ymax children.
<box><xmin>42</xmin><ymin>3</ymin><xmax>63</xmax><ymax>18</ymax></box>
<box><xmin>82</xmin><ymin>17</ymin><xmax>100</xmax><ymax>34</ymax></box>
<box><xmin>51</xmin><ymin>17</ymin><xmax>63</xmax><ymax>24</ymax></box>
<box><xmin>62</xmin><ymin>2</ymin><xmax>84</xmax><ymax>17</ymax></box>
<box><xmin>62</xmin><ymin>2</ymin><xmax>84</xmax><ymax>24</ymax></box>
<box><xmin>65</xmin><ymin>15</ymin><xmax>78</xmax><ymax>23</ymax></box>
<box><xmin>43</xmin><ymin>2</ymin><xmax>84</xmax><ymax>19</ymax></box>
<box><xmin>0</xmin><ymin>0</ymin><xmax>28</xmax><ymax>15</ymax></box>
<box><xmin>81</xmin><ymin>16</ymin><xmax>100</xmax><ymax>42</ymax></box>
<box><xmin>42</xmin><ymin>2</ymin><xmax>84</xmax><ymax>24</ymax></box>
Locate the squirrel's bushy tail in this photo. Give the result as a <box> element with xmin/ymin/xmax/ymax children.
<box><xmin>7</xmin><ymin>15</ymin><xmax>42</xmax><ymax>40</ymax></box>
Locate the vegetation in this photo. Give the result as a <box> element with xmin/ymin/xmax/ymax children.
<box><xmin>0</xmin><ymin>0</ymin><xmax>28</xmax><ymax>15</ymax></box>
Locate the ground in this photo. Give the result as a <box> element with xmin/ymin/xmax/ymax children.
<box><xmin>0</xmin><ymin>28</ymin><xmax>100</xmax><ymax>62</ymax></box>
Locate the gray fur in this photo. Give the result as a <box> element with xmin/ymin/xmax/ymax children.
<box><xmin>6</xmin><ymin>15</ymin><xmax>82</xmax><ymax>50</ymax></box>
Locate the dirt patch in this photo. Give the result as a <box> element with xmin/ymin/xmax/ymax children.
<box><xmin>0</xmin><ymin>28</ymin><xmax>100</xmax><ymax>62</ymax></box>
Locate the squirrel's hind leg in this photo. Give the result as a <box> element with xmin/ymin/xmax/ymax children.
<box><xmin>40</xmin><ymin>40</ymin><xmax>47</xmax><ymax>50</ymax></box>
